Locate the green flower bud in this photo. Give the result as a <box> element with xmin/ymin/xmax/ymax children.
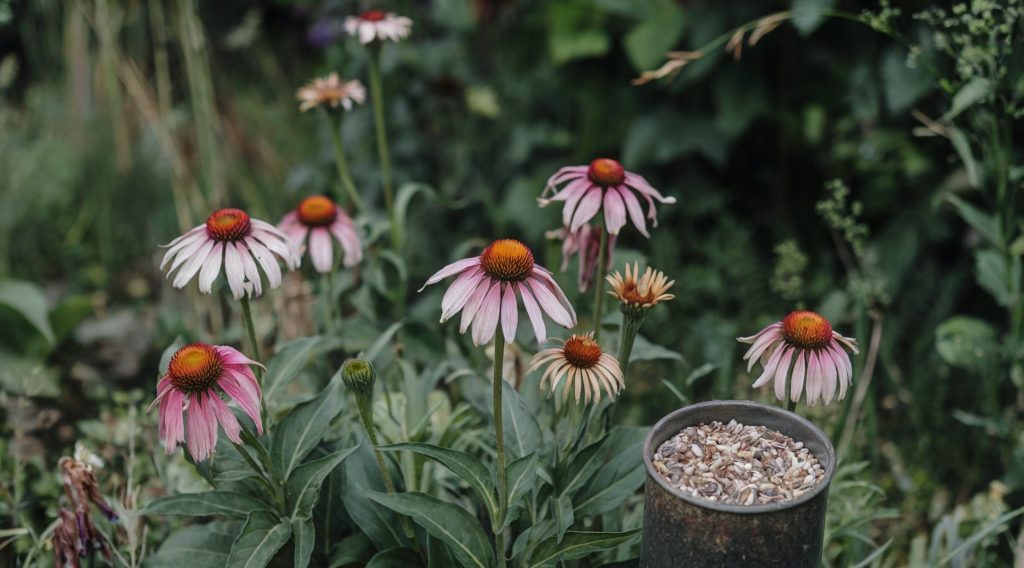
<box><xmin>342</xmin><ymin>359</ymin><xmax>376</xmax><ymax>394</ymax></box>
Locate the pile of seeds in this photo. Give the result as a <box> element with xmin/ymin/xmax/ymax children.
<box><xmin>652</xmin><ymin>419</ymin><xmax>824</xmax><ymax>505</ymax></box>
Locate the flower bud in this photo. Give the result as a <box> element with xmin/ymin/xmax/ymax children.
<box><xmin>342</xmin><ymin>359</ymin><xmax>376</xmax><ymax>394</ymax></box>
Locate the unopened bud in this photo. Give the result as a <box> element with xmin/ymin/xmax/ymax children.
<box><xmin>342</xmin><ymin>359</ymin><xmax>376</xmax><ymax>394</ymax></box>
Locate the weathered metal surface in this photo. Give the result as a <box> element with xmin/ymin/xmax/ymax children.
<box><xmin>641</xmin><ymin>400</ymin><xmax>836</xmax><ymax>568</ymax></box>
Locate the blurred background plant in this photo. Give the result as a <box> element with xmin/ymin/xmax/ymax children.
<box><xmin>0</xmin><ymin>0</ymin><xmax>1022</xmax><ymax>565</ymax></box>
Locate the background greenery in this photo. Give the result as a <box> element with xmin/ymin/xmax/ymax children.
<box><xmin>1</xmin><ymin>0</ymin><xmax>1022</xmax><ymax>565</ymax></box>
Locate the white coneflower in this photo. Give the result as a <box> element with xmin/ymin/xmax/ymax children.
<box><xmin>296</xmin><ymin>72</ymin><xmax>366</xmax><ymax>112</ymax></box>
<box><xmin>344</xmin><ymin>10</ymin><xmax>412</xmax><ymax>44</ymax></box>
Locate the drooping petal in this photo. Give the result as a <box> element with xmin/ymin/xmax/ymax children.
<box><xmin>186</xmin><ymin>394</ymin><xmax>216</xmax><ymax>462</ymax></box>
<box><xmin>517</xmin><ymin>282</ymin><xmax>547</xmax><ymax>344</ymax></box>
<box><xmin>223</xmin><ymin>242</ymin><xmax>246</xmax><ymax>300</ymax></box>
<box><xmin>603</xmin><ymin>189</ymin><xmax>627</xmax><ymax>235</ymax></box>
<box><xmin>207</xmin><ymin>394</ymin><xmax>242</xmax><ymax>445</ymax></box>
<box><xmin>618</xmin><ymin>188</ymin><xmax>650</xmax><ymax>237</ymax></box>
<box><xmin>172</xmin><ymin>239</ymin><xmax>216</xmax><ymax>289</ymax></box>
<box><xmin>806</xmin><ymin>351</ymin><xmax>823</xmax><ymax>407</ymax></box>
<box><xmin>217</xmin><ymin>373</ymin><xmax>263</xmax><ymax>435</ymax></box>
<box><xmin>440</xmin><ymin>268</ymin><xmax>484</xmax><ymax>322</ymax></box>
<box><xmin>160</xmin><ymin>390</ymin><xmax>185</xmax><ymax>455</ymax></box>
<box><xmin>245</xmin><ymin>238</ymin><xmax>283</xmax><ymax>290</ymax></box>
<box><xmin>526</xmin><ymin>276</ymin><xmax>573</xmax><ymax>328</ymax></box>
<box><xmin>420</xmin><ymin>257</ymin><xmax>480</xmax><ymax>291</ymax></box>
<box><xmin>751</xmin><ymin>345</ymin><xmax>785</xmax><ymax>389</ymax></box>
<box><xmin>459</xmin><ymin>279</ymin><xmax>494</xmax><ymax>334</ymax></box>
<box><xmin>570</xmin><ymin>190</ymin><xmax>603</xmax><ymax>232</ymax></box>
<box><xmin>773</xmin><ymin>346</ymin><xmax>794</xmax><ymax>402</ymax></box>
<box><xmin>471</xmin><ymin>282</ymin><xmax>503</xmax><ymax>346</ymax></box>
<box><xmin>819</xmin><ymin>349</ymin><xmax>839</xmax><ymax>404</ymax></box>
<box><xmin>500</xmin><ymin>283</ymin><xmax>518</xmax><ymax>343</ymax></box>
<box><xmin>236</xmin><ymin>243</ymin><xmax>263</xmax><ymax>297</ymax></box>
<box><xmin>532</xmin><ymin>269</ymin><xmax>577</xmax><ymax>326</ymax></box>
<box><xmin>309</xmin><ymin>227</ymin><xmax>334</xmax><ymax>273</ymax></box>
<box><xmin>197</xmin><ymin>243</ymin><xmax>225</xmax><ymax>294</ymax></box>
<box><xmin>743</xmin><ymin>329</ymin><xmax>782</xmax><ymax>373</ymax></box>
<box><xmin>790</xmin><ymin>351</ymin><xmax>806</xmax><ymax>403</ymax></box>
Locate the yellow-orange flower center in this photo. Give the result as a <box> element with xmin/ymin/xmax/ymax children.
<box><xmin>563</xmin><ymin>335</ymin><xmax>602</xmax><ymax>369</ymax></box>
<box><xmin>205</xmin><ymin>208</ymin><xmax>251</xmax><ymax>242</ymax></box>
<box><xmin>361</xmin><ymin>9</ymin><xmax>387</xmax><ymax>21</ymax></box>
<box><xmin>588</xmin><ymin>158</ymin><xmax>625</xmax><ymax>187</ymax></box>
<box><xmin>167</xmin><ymin>343</ymin><xmax>222</xmax><ymax>393</ymax></box>
<box><xmin>297</xmin><ymin>196</ymin><xmax>338</xmax><ymax>227</ymax></box>
<box><xmin>782</xmin><ymin>311</ymin><xmax>833</xmax><ymax>349</ymax></box>
<box><xmin>480</xmin><ymin>239</ymin><xmax>534</xmax><ymax>282</ymax></box>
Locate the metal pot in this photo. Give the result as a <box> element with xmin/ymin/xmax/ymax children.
<box><xmin>641</xmin><ymin>400</ymin><xmax>836</xmax><ymax>568</ymax></box>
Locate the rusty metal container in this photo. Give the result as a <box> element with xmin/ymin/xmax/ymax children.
<box><xmin>641</xmin><ymin>400</ymin><xmax>836</xmax><ymax>568</ymax></box>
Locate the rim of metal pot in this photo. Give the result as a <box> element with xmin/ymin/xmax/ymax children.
<box><xmin>643</xmin><ymin>399</ymin><xmax>837</xmax><ymax>515</ymax></box>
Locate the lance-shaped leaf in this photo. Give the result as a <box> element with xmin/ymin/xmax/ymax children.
<box><xmin>503</xmin><ymin>452</ymin><xmax>538</xmax><ymax>528</ymax></box>
<box><xmin>286</xmin><ymin>445</ymin><xmax>359</xmax><ymax>520</ymax></box>
<box><xmin>226</xmin><ymin>511</ymin><xmax>291</xmax><ymax>568</ymax></box>
<box><xmin>368</xmin><ymin>491</ymin><xmax>494</xmax><ymax>568</ymax></box>
<box><xmin>292</xmin><ymin>518</ymin><xmax>314</xmax><ymax>568</ymax></box>
<box><xmin>272</xmin><ymin>371</ymin><xmax>345</xmax><ymax>481</ymax></box>
<box><xmin>365</xmin><ymin>547</ymin><xmax>423</xmax><ymax>568</ymax></box>
<box><xmin>528</xmin><ymin>529</ymin><xmax>641</xmax><ymax>568</ymax></box>
<box><xmin>499</xmin><ymin>380</ymin><xmax>541</xmax><ymax>458</ymax></box>
<box><xmin>262</xmin><ymin>336</ymin><xmax>322</xmax><ymax>403</ymax></box>
<box><xmin>147</xmin><ymin>521</ymin><xmax>238</xmax><ymax>567</ymax></box>
<box><xmin>141</xmin><ymin>491</ymin><xmax>273</xmax><ymax>520</ymax></box>
<box><xmin>380</xmin><ymin>443</ymin><xmax>497</xmax><ymax>519</ymax></box>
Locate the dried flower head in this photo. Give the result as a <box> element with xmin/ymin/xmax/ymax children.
<box><xmin>546</xmin><ymin>224</ymin><xmax>617</xmax><ymax>292</ymax></box>
<box><xmin>53</xmin><ymin>507</ymin><xmax>110</xmax><ymax>568</ymax></box>
<box><xmin>278</xmin><ymin>195</ymin><xmax>362</xmax><ymax>273</ymax></box>
<box><xmin>607</xmin><ymin>262</ymin><xmax>675</xmax><ymax>314</ymax></box>
<box><xmin>345</xmin><ymin>10</ymin><xmax>413</xmax><ymax>44</ymax></box>
<box><xmin>297</xmin><ymin>72</ymin><xmax>366</xmax><ymax>112</ymax></box>
<box><xmin>419</xmin><ymin>239</ymin><xmax>577</xmax><ymax>345</ymax></box>
<box><xmin>161</xmin><ymin>208</ymin><xmax>300</xmax><ymax>300</ymax></box>
<box><xmin>632</xmin><ymin>50</ymin><xmax>704</xmax><ymax>85</ymax></box>
<box><xmin>738</xmin><ymin>311</ymin><xmax>860</xmax><ymax>406</ymax></box>
<box><xmin>148</xmin><ymin>343</ymin><xmax>265</xmax><ymax>462</ymax></box>
<box><xmin>59</xmin><ymin>455</ymin><xmax>117</xmax><ymax>523</ymax></box>
<box><xmin>529</xmin><ymin>333</ymin><xmax>623</xmax><ymax>404</ymax></box>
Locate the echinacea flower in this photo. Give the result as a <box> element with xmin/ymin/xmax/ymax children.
<box><xmin>278</xmin><ymin>195</ymin><xmax>362</xmax><ymax>273</ymax></box>
<box><xmin>297</xmin><ymin>72</ymin><xmax>366</xmax><ymax>112</ymax></box>
<box><xmin>607</xmin><ymin>262</ymin><xmax>675</xmax><ymax>314</ymax></box>
<box><xmin>738</xmin><ymin>311</ymin><xmax>859</xmax><ymax>406</ymax></box>
<box><xmin>344</xmin><ymin>10</ymin><xmax>412</xmax><ymax>44</ymax></box>
<box><xmin>546</xmin><ymin>224</ymin><xmax>617</xmax><ymax>292</ymax></box>
<box><xmin>161</xmin><ymin>208</ymin><xmax>300</xmax><ymax>300</ymax></box>
<box><xmin>148</xmin><ymin>343</ymin><xmax>265</xmax><ymax>462</ymax></box>
<box><xmin>419</xmin><ymin>239</ymin><xmax>577</xmax><ymax>345</ymax></box>
<box><xmin>540</xmin><ymin>158</ymin><xmax>675</xmax><ymax>237</ymax></box>
<box><xmin>529</xmin><ymin>333</ymin><xmax>623</xmax><ymax>404</ymax></box>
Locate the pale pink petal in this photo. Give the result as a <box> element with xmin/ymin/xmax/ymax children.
<box><xmin>751</xmin><ymin>346</ymin><xmax>785</xmax><ymax>389</ymax></box>
<box><xmin>570</xmin><ymin>190</ymin><xmax>603</xmax><ymax>233</ymax></box>
<box><xmin>459</xmin><ymin>279</ymin><xmax>493</xmax><ymax>334</ymax></box>
<box><xmin>207</xmin><ymin>394</ymin><xmax>242</xmax><ymax>445</ymax></box>
<box><xmin>161</xmin><ymin>224</ymin><xmax>205</xmax><ymax>251</ymax></box>
<box><xmin>820</xmin><ymin>349</ymin><xmax>839</xmax><ymax>404</ymax></box>
<box><xmin>172</xmin><ymin>239</ymin><xmax>216</xmax><ymax>288</ymax></box>
<box><xmin>148</xmin><ymin>376</ymin><xmax>174</xmax><ymax>413</ymax></box>
<box><xmin>790</xmin><ymin>351</ymin><xmax>806</xmax><ymax>403</ymax></box>
<box><xmin>217</xmin><ymin>373</ymin><xmax>263</xmax><ymax>435</ymax></box>
<box><xmin>531</xmin><ymin>269</ymin><xmax>577</xmax><ymax>326</ymax></box>
<box><xmin>223</xmin><ymin>243</ymin><xmax>246</xmax><ymax>300</ymax></box>
<box><xmin>561</xmin><ymin>181</ymin><xmax>596</xmax><ymax>228</ymax></box>
<box><xmin>329</xmin><ymin>218</ymin><xmax>362</xmax><ymax>266</ymax></box>
<box><xmin>526</xmin><ymin>277</ymin><xmax>573</xmax><ymax>328</ymax></box>
<box><xmin>245</xmin><ymin>238</ymin><xmax>282</xmax><ymax>290</ymax></box>
<box><xmin>253</xmin><ymin>230</ymin><xmax>299</xmax><ymax>269</ymax></box>
<box><xmin>216</xmin><ymin>346</ymin><xmax>266</xmax><ymax>369</ymax></box>
<box><xmin>160</xmin><ymin>390</ymin><xmax>185</xmax><ymax>455</ymax></box>
<box><xmin>625</xmin><ymin>172</ymin><xmax>676</xmax><ymax>204</ymax></box>
<box><xmin>197</xmin><ymin>243</ymin><xmax>224</xmax><ymax>294</ymax></box>
<box><xmin>420</xmin><ymin>257</ymin><xmax>481</xmax><ymax>291</ymax></box>
<box><xmin>161</xmin><ymin>230</ymin><xmax>205</xmax><ymax>269</ymax></box>
<box><xmin>773</xmin><ymin>347</ymin><xmax>794</xmax><ymax>402</ymax></box>
<box><xmin>309</xmin><ymin>227</ymin><xmax>334</xmax><ymax>273</ymax></box>
<box><xmin>603</xmin><ymin>189</ymin><xmax>627</xmax><ymax>235</ymax></box>
<box><xmin>737</xmin><ymin>322</ymin><xmax>783</xmax><ymax>344</ymax></box>
<box><xmin>618</xmin><ymin>188</ymin><xmax>649</xmax><ymax>237</ymax></box>
<box><xmin>236</xmin><ymin>243</ymin><xmax>263</xmax><ymax>297</ymax></box>
<box><xmin>517</xmin><ymin>282</ymin><xmax>547</xmax><ymax>344</ymax></box>
<box><xmin>471</xmin><ymin>283</ymin><xmax>502</xmax><ymax>346</ymax></box>
<box><xmin>806</xmin><ymin>352</ymin><xmax>823</xmax><ymax>407</ymax></box>
<box><xmin>544</xmin><ymin>166</ymin><xmax>588</xmax><ymax>194</ymax></box>
<box><xmin>743</xmin><ymin>329</ymin><xmax>782</xmax><ymax>373</ymax></box>
<box><xmin>441</xmin><ymin>268</ymin><xmax>484</xmax><ymax>322</ymax></box>
<box><xmin>186</xmin><ymin>394</ymin><xmax>216</xmax><ymax>462</ymax></box>
<box><xmin>500</xmin><ymin>283</ymin><xmax>518</xmax><ymax>343</ymax></box>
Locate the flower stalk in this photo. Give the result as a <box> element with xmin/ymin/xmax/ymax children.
<box><xmin>239</xmin><ymin>296</ymin><xmax>262</xmax><ymax>375</ymax></box>
<box><xmin>366</xmin><ymin>47</ymin><xmax>398</xmax><ymax>249</ymax></box>
<box><xmin>492</xmin><ymin>326</ymin><xmax>508</xmax><ymax>568</ymax></box>
<box><xmin>591</xmin><ymin>227</ymin><xmax>609</xmax><ymax>341</ymax></box>
<box><xmin>326</xmin><ymin>112</ymin><xmax>364</xmax><ymax>212</ymax></box>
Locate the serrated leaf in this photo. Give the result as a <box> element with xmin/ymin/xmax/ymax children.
<box><xmin>292</xmin><ymin>518</ymin><xmax>314</xmax><ymax>568</ymax></box>
<box><xmin>272</xmin><ymin>372</ymin><xmax>345</xmax><ymax>481</ymax></box>
<box><xmin>380</xmin><ymin>443</ymin><xmax>497</xmax><ymax>519</ymax></box>
<box><xmin>369</xmin><ymin>491</ymin><xmax>494</xmax><ymax>568</ymax></box>
<box><xmin>504</xmin><ymin>452</ymin><xmax>538</xmax><ymax>527</ymax></box>
<box><xmin>528</xmin><ymin>530</ymin><xmax>641</xmax><ymax>567</ymax></box>
<box><xmin>0</xmin><ymin>280</ymin><xmax>54</xmax><ymax>343</ymax></box>
<box><xmin>365</xmin><ymin>547</ymin><xmax>422</xmax><ymax>568</ymax></box>
<box><xmin>142</xmin><ymin>491</ymin><xmax>274</xmax><ymax>519</ymax></box>
<box><xmin>501</xmin><ymin>380</ymin><xmax>542</xmax><ymax>458</ymax></box>
<box><xmin>286</xmin><ymin>445</ymin><xmax>359</xmax><ymax>520</ymax></box>
<box><xmin>226</xmin><ymin>511</ymin><xmax>291</xmax><ymax>568</ymax></box>
<box><xmin>262</xmin><ymin>336</ymin><xmax>321</xmax><ymax>403</ymax></box>
<box><xmin>147</xmin><ymin>521</ymin><xmax>238</xmax><ymax>567</ymax></box>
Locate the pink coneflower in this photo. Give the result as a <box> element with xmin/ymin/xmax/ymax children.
<box><xmin>161</xmin><ymin>208</ymin><xmax>301</xmax><ymax>300</ymax></box>
<box><xmin>546</xmin><ymin>224</ymin><xmax>617</xmax><ymax>292</ymax></box>
<box><xmin>529</xmin><ymin>333</ymin><xmax>624</xmax><ymax>404</ymax></box>
<box><xmin>296</xmin><ymin>72</ymin><xmax>366</xmax><ymax>112</ymax></box>
<box><xmin>419</xmin><ymin>239</ymin><xmax>577</xmax><ymax>345</ymax></box>
<box><xmin>540</xmin><ymin>158</ymin><xmax>675</xmax><ymax>237</ymax></box>
<box><xmin>148</xmin><ymin>343</ymin><xmax>264</xmax><ymax>462</ymax></box>
<box><xmin>344</xmin><ymin>10</ymin><xmax>412</xmax><ymax>44</ymax></box>
<box><xmin>278</xmin><ymin>196</ymin><xmax>362</xmax><ymax>273</ymax></box>
<box><xmin>738</xmin><ymin>311</ymin><xmax>859</xmax><ymax>406</ymax></box>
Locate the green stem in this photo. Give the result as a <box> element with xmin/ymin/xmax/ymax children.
<box><xmin>323</xmin><ymin>271</ymin><xmax>336</xmax><ymax>334</ymax></box>
<box><xmin>237</xmin><ymin>429</ymin><xmax>282</xmax><ymax>509</ymax></box>
<box><xmin>617</xmin><ymin>313</ymin><xmax>643</xmax><ymax>374</ymax></box>
<box><xmin>239</xmin><ymin>297</ymin><xmax>262</xmax><ymax>369</ymax></box>
<box><xmin>325</xmin><ymin>112</ymin><xmax>364</xmax><ymax>212</ymax></box>
<box><xmin>787</xmin><ymin>399</ymin><xmax>797</xmax><ymax>413</ymax></box>
<box><xmin>367</xmin><ymin>48</ymin><xmax>398</xmax><ymax>249</ymax></box>
<box><xmin>592</xmin><ymin>228</ymin><xmax>609</xmax><ymax>341</ymax></box>
<box><xmin>356</xmin><ymin>397</ymin><xmax>415</xmax><ymax>540</ymax></box>
<box><xmin>492</xmin><ymin>326</ymin><xmax>507</xmax><ymax>568</ymax></box>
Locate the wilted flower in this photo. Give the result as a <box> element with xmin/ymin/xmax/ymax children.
<box><xmin>529</xmin><ymin>333</ymin><xmax>623</xmax><ymax>404</ymax></box>
<box><xmin>419</xmin><ymin>239</ymin><xmax>576</xmax><ymax>345</ymax></box>
<box><xmin>540</xmin><ymin>158</ymin><xmax>675</xmax><ymax>237</ymax></box>
<box><xmin>296</xmin><ymin>72</ymin><xmax>366</xmax><ymax>112</ymax></box>
<box><xmin>738</xmin><ymin>311</ymin><xmax>859</xmax><ymax>406</ymax></box>
<box><xmin>148</xmin><ymin>343</ymin><xmax>264</xmax><ymax>462</ymax></box>
<box><xmin>278</xmin><ymin>195</ymin><xmax>362</xmax><ymax>273</ymax></box>
<box><xmin>161</xmin><ymin>208</ymin><xmax>300</xmax><ymax>300</ymax></box>
<box><xmin>607</xmin><ymin>262</ymin><xmax>675</xmax><ymax>314</ymax></box>
<box><xmin>59</xmin><ymin>455</ymin><xmax>117</xmax><ymax>522</ymax></box>
<box><xmin>344</xmin><ymin>10</ymin><xmax>412</xmax><ymax>44</ymax></box>
<box><xmin>53</xmin><ymin>507</ymin><xmax>110</xmax><ymax>568</ymax></box>
<box><xmin>547</xmin><ymin>224</ymin><xmax>617</xmax><ymax>292</ymax></box>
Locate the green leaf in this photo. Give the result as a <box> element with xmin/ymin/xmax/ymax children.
<box><xmin>935</xmin><ymin>316</ymin><xmax>999</xmax><ymax>373</ymax></box>
<box><xmin>380</xmin><ymin>443</ymin><xmax>497</xmax><ymax>519</ymax></box>
<box><xmin>359</xmin><ymin>321</ymin><xmax>405</xmax><ymax>365</ymax></box>
<box><xmin>394</xmin><ymin>183</ymin><xmax>437</xmax><ymax>250</ymax></box>
<box><xmin>272</xmin><ymin>372</ymin><xmax>345</xmax><ymax>481</ymax></box>
<box><xmin>945</xmin><ymin>195</ymin><xmax>999</xmax><ymax>245</ymax></box>
<box><xmin>292</xmin><ymin>518</ymin><xmax>314</xmax><ymax>568</ymax></box>
<box><xmin>142</xmin><ymin>491</ymin><xmax>274</xmax><ymax>520</ymax></box>
<box><xmin>574</xmin><ymin>427</ymin><xmax>647</xmax><ymax>517</ymax></box>
<box><xmin>939</xmin><ymin>505</ymin><xmax>1024</xmax><ymax>565</ymax></box>
<box><xmin>226</xmin><ymin>511</ymin><xmax>291</xmax><ymax>568</ymax></box>
<box><xmin>368</xmin><ymin>491</ymin><xmax>495</xmax><ymax>568</ymax></box>
<box><xmin>791</xmin><ymin>0</ymin><xmax>836</xmax><ymax>35</ymax></box>
<box><xmin>286</xmin><ymin>445</ymin><xmax>359</xmax><ymax>520</ymax></box>
<box><xmin>881</xmin><ymin>48</ymin><xmax>932</xmax><ymax>113</ymax></box>
<box><xmin>553</xmin><ymin>495</ymin><xmax>574</xmax><ymax>542</ymax></box>
<box><xmin>685</xmin><ymin>363</ymin><xmax>718</xmax><ymax>385</ymax></box>
<box><xmin>623</xmin><ymin>0</ymin><xmax>685</xmax><ymax>71</ymax></box>
<box><xmin>326</xmin><ymin>533</ymin><xmax>375</xmax><ymax>568</ymax></box>
<box><xmin>147</xmin><ymin>521</ymin><xmax>238</xmax><ymax>568</ymax></box>
<box><xmin>343</xmin><ymin>439</ymin><xmax>408</xmax><ymax>550</ymax></box>
<box><xmin>365</xmin><ymin>547</ymin><xmax>423</xmax><ymax>568</ymax></box>
<box><xmin>623</xmin><ymin>111</ymin><xmax>728</xmax><ymax>168</ymax></box>
<box><xmin>528</xmin><ymin>530</ymin><xmax>641</xmax><ymax>567</ymax></box>
<box><xmin>975</xmin><ymin>249</ymin><xmax>1017</xmax><ymax>307</ymax></box>
<box><xmin>943</xmin><ymin>77</ymin><xmax>993</xmax><ymax>122</ymax></box>
<box><xmin>557</xmin><ymin>437</ymin><xmax>606</xmax><ymax>497</ymax></box>
<box><xmin>660</xmin><ymin>378</ymin><xmax>690</xmax><ymax>405</ymax></box>
<box><xmin>501</xmin><ymin>380</ymin><xmax>542</xmax><ymax>458</ymax></box>
<box><xmin>547</xmin><ymin>0</ymin><xmax>609</xmax><ymax>65</ymax></box>
<box><xmin>948</xmin><ymin>126</ymin><xmax>982</xmax><ymax>189</ymax></box>
<box><xmin>504</xmin><ymin>452</ymin><xmax>538</xmax><ymax>527</ymax></box>
<box><xmin>262</xmin><ymin>336</ymin><xmax>322</xmax><ymax>403</ymax></box>
<box><xmin>627</xmin><ymin>335</ymin><xmax>683</xmax><ymax>362</ymax></box>
<box><xmin>0</xmin><ymin>280</ymin><xmax>54</xmax><ymax>343</ymax></box>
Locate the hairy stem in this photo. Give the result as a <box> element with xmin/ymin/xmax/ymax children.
<box><xmin>492</xmin><ymin>326</ymin><xmax>507</xmax><ymax>568</ymax></box>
